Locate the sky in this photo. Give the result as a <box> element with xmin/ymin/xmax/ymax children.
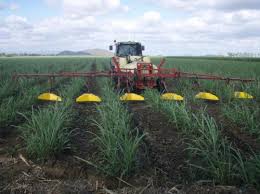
<box><xmin>0</xmin><ymin>0</ymin><xmax>260</xmax><ymax>55</ymax></box>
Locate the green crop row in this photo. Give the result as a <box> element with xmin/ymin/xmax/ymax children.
<box><xmin>0</xmin><ymin>60</ymin><xmax>92</xmax><ymax>129</ymax></box>
<box><xmin>16</xmin><ymin>58</ymin><xmax>93</xmax><ymax>159</ymax></box>
<box><xmin>0</xmin><ymin>77</ymin><xmax>70</xmax><ymax>128</ymax></box>
<box><xmin>0</xmin><ymin>60</ymin><xmax>89</xmax><ymax>101</ymax></box>
<box><xmin>89</xmin><ymin>60</ymin><xmax>145</xmax><ymax>177</ymax></box>
<box><xmin>92</xmin><ymin>80</ymin><xmax>145</xmax><ymax>177</ymax></box>
<box><xmin>18</xmin><ymin>77</ymin><xmax>85</xmax><ymax>159</ymax></box>
<box><xmin>144</xmin><ymin>90</ymin><xmax>260</xmax><ymax>188</ymax></box>
<box><xmin>151</xmin><ymin>57</ymin><xmax>260</xmax><ymax>104</ymax></box>
<box><xmin>161</xmin><ymin>57</ymin><xmax>260</xmax><ymax>78</ymax></box>
<box><xmin>0</xmin><ymin>84</ymin><xmax>49</xmax><ymax>128</ymax></box>
<box><xmin>222</xmin><ymin>102</ymin><xmax>260</xmax><ymax>139</ymax></box>
<box><xmin>169</xmin><ymin>79</ymin><xmax>259</xmax><ymax>104</ymax></box>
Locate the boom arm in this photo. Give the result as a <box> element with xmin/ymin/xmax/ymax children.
<box><xmin>13</xmin><ymin>68</ymin><xmax>255</xmax><ymax>82</ymax></box>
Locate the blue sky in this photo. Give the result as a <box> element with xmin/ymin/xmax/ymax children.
<box><xmin>0</xmin><ymin>0</ymin><xmax>59</xmax><ymax>20</ymax></box>
<box><xmin>0</xmin><ymin>0</ymin><xmax>260</xmax><ymax>55</ymax></box>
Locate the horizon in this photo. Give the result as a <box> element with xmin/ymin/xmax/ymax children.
<box><xmin>0</xmin><ymin>0</ymin><xmax>260</xmax><ymax>55</ymax></box>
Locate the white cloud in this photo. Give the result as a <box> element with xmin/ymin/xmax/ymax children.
<box><xmin>5</xmin><ymin>15</ymin><xmax>32</xmax><ymax>30</ymax></box>
<box><xmin>122</xmin><ymin>5</ymin><xmax>129</xmax><ymax>12</ymax></box>
<box><xmin>2</xmin><ymin>9</ymin><xmax>260</xmax><ymax>55</ymax></box>
<box><xmin>63</xmin><ymin>0</ymin><xmax>121</xmax><ymax>16</ymax></box>
<box><xmin>107</xmin><ymin>11</ymin><xmax>162</xmax><ymax>31</ymax></box>
<box><xmin>143</xmin><ymin>11</ymin><xmax>161</xmax><ymax>24</ymax></box>
<box><xmin>5</xmin><ymin>15</ymin><xmax>27</xmax><ymax>23</ymax></box>
<box><xmin>1</xmin><ymin>1</ymin><xmax>260</xmax><ymax>55</ymax></box>
<box><xmin>34</xmin><ymin>15</ymin><xmax>97</xmax><ymax>36</ymax></box>
<box><xmin>44</xmin><ymin>0</ymin><xmax>128</xmax><ymax>17</ymax></box>
<box><xmin>152</xmin><ymin>0</ymin><xmax>260</xmax><ymax>11</ymax></box>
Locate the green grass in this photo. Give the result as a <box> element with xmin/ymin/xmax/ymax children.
<box><xmin>0</xmin><ymin>59</ymin><xmax>90</xmax><ymax>128</ymax></box>
<box><xmin>163</xmin><ymin>57</ymin><xmax>260</xmax><ymax>78</ymax></box>
<box><xmin>5</xmin><ymin>57</ymin><xmax>92</xmax><ymax>159</ymax></box>
<box><xmin>144</xmin><ymin>89</ymin><xmax>259</xmax><ymax>186</ymax></box>
<box><xmin>92</xmin><ymin>74</ymin><xmax>144</xmax><ymax>176</ymax></box>
<box><xmin>0</xmin><ymin>85</ymin><xmax>48</xmax><ymax>127</ymax></box>
<box><xmin>187</xmin><ymin>113</ymin><xmax>236</xmax><ymax>184</ymax></box>
<box><xmin>151</xmin><ymin>57</ymin><xmax>260</xmax><ymax>102</ymax></box>
<box><xmin>18</xmin><ymin>77</ymin><xmax>86</xmax><ymax>160</ymax></box>
<box><xmin>244</xmin><ymin>154</ymin><xmax>260</xmax><ymax>189</ymax></box>
<box><xmin>222</xmin><ymin>102</ymin><xmax>260</xmax><ymax>138</ymax></box>
<box><xmin>19</xmin><ymin>104</ymin><xmax>72</xmax><ymax>159</ymax></box>
<box><xmin>144</xmin><ymin>90</ymin><xmax>194</xmax><ymax>132</ymax></box>
<box><xmin>1</xmin><ymin>56</ymin><xmax>260</xmax><ymax>187</ymax></box>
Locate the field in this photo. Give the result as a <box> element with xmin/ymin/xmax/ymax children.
<box><xmin>1</xmin><ymin>56</ymin><xmax>260</xmax><ymax>194</ymax></box>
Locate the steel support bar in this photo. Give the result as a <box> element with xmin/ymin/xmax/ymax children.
<box><xmin>179</xmin><ymin>72</ymin><xmax>255</xmax><ymax>82</ymax></box>
<box><xmin>13</xmin><ymin>69</ymin><xmax>255</xmax><ymax>82</ymax></box>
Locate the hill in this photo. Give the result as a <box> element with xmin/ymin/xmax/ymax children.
<box><xmin>82</xmin><ymin>49</ymin><xmax>113</xmax><ymax>56</ymax></box>
<box><xmin>57</xmin><ymin>49</ymin><xmax>113</xmax><ymax>56</ymax></box>
<box><xmin>57</xmin><ymin>50</ymin><xmax>91</xmax><ymax>56</ymax></box>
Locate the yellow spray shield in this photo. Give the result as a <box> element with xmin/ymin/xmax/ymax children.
<box><xmin>120</xmin><ymin>93</ymin><xmax>144</xmax><ymax>101</ymax></box>
<box><xmin>38</xmin><ymin>93</ymin><xmax>62</xmax><ymax>102</ymax></box>
<box><xmin>76</xmin><ymin>93</ymin><xmax>101</xmax><ymax>102</ymax></box>
<box><xmin>195</xmin><ymin>92</ymin><xmax>219</xmax><ymax>101</ymax></box>
<box><xmin>234</xmin><ymin>92</ymin><xmax>254</xmax><ymax>99</ymax></box>
<box><xmin>161</xmin><ymin>93</ymin><xmax>184</xmax><ymax>101</ymax></box>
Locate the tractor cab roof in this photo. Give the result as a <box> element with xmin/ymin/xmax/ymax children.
<box><xmin>116</xmin><ymin>41</ymin><xmax>141</xmax><ymax>45</ymax></box>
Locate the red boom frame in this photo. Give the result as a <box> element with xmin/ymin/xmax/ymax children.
<box><xmin>13</xmin><ymin>57</ymin><xmax>254</xmax><ymax>92</ymax></box>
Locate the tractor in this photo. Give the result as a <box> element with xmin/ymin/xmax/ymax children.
<box><xmin>109</xmin><ymin>41</ymin><xmax>167</xmax><ymax>95</ymax></box>
<box><xmin>13</xmin><ymin>41</ymin><xmax>255</xmax><ymax>102</ymax></box>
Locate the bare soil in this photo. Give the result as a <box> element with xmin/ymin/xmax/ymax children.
<box><xmin>128</xmin><ymin>102</ymin><xmax>188</xmax><ymax>185</ymax></box>
<box><xmin>199</xmin><ymin>102</ymin><xmax>260</xmax><ymax>153</ymax></box>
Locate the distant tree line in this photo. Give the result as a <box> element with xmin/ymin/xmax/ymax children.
<box><xmin>0</xmin><ymin>53</ymin><xmax>15</xmax><ymax>57</ymax></box>
<box><xmin>0</xmin><ymin>52</ymin><xmax>56</xmax><ymax>57</ymax></box>
<box><xmin>227</xmin><ymin>52</ymin><xmax>260</xmax><ymax>58</ymax></box>
<box><xmin>1</xmin><ymin>52</ymin><xmax>260</xmax><ymax>58</ymax></box>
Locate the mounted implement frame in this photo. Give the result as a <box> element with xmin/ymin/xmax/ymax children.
<box><xmin>13</xmin><ymin>57</ymin><xmax>255</xmax><ymax>102</ymax></box>
<box><xmin>12</xmin><ymin>41</ymin><xmax>256</xmax><ymax>102</ymax></box>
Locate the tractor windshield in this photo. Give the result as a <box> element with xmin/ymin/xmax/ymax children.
<box><xmin>116</xmin><ymin>43</ymin><xmax>142</xmax><ymax>57</ymax></box>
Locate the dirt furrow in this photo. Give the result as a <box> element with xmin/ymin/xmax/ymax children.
<box><xmin>128</xmin><ymin>102</ymin><xmax>188</xmax><ymax>186</ymax></box>
<box><xmin>203</xmin><ymin>103</ymin><xmax>260</xmax><ymax>153</ymax></box>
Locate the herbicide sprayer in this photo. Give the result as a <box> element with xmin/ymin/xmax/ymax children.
<box><xmin>13</xmin><ymin>41</ymin><xmax>255</xmax><ymax>102</ymax></box>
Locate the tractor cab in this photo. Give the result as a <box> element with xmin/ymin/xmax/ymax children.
<box><xmin>109</xmin><ymin>41</ymin><xmax>152</xmax><ymax>69</ymax></box>
<box><xmin>109</xmin><ymin>41</ymin><xmax>159</xmax><ymax>95</ymax></box>
<box><xmin>114</xmin><ymin>42</ymin><xmax>143</xmax><ymax>57</ymax></box>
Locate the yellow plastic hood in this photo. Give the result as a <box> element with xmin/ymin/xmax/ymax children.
<box><xmin>120</xmin><ymin>93</ymin><xmax>144</xmax><ymax>101</ymax></box>
<box><xmin>195</xmin><ymin>92</ymin><xmax>219</xmax><ymax>101</ymax></box>
<box><xmin>76</xmin><ymin>93</ymin><xmax>101</xmax><ymax>102</ymax></box>
<box><xmin>234</xmin><ymin>92</ymin><xmax>254</xmax><ymax>99</ymax></box>
<box><xmin>161</xmin><ymin>93</ymin><xmax>184</xmax><ymax>101</ymax></box>
<box><xmin>38</xmin><ymin>93</ymin><xmax>62</xmax><ymax>102</ymax></box>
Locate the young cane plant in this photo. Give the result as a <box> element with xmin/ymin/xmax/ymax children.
<box><xmin>187</xmin><ymin>113</ymin><xmax>236</xmax><ymax>184</ymax></box>
<box><xmin>222</xmin><ymin>102</ymin><xmax>260</xmax><ymax>138</ymax></box>
<box><xmin>19</xmin><ymin>104</ymin><xmax>72</xmax><ymax>159</ymax></box>
<box><xmin>19</xmin><ymin>78</ymin><xmax>86</xmax><ymax>160</ymax></box>
<box><xmin>93</xmin><ymin>79</ymin><xmax>145</xmax><ymax>177</ymax></box>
